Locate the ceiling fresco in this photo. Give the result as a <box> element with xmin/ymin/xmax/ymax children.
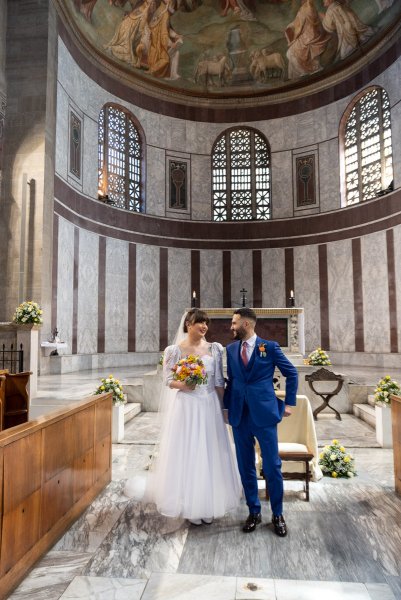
<box><xmin>65</xmin><ymin>0</ymin><xmax>401</xmax><ymax>97</ymax></box>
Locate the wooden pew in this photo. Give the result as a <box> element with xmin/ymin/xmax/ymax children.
<box><xmin>3</xmin><ymin>371</ymin><xmax>31</xmax><ymax>430</ymax></box>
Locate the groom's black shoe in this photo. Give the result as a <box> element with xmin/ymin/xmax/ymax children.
<box><xmin>272</xmin><ymin>514</ymin><xmax>287</xmax><ymax>537</ymax></box>
<box><xmin>242</xmin><ymin>513</ymin><xmax>261</xmax><ymax>533</ymax></box>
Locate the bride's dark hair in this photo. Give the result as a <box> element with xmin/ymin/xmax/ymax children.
<box><xmin>183</xmin><ymin>308</ymin><xmax>210</xmax><ymax>332</ymax></box>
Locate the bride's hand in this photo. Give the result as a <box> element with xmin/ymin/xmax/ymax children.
<box><xmin>179</xmin><ymin>381</ymin><xmax>196</xmax><ymax>392</ymax></box>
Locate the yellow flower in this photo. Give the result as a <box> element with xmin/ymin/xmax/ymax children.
<box><xmin>100</xmin><ymin>385</ymin><xmax>105</xmax><ymax>391</ymax></box>
<box><xmin>344</xmin><ymin>456</ymin><xmax>350</xmax><ymax>463</ymax></box>
<box><xmin>319</xmin><ymin>452</ymin><xmax>324</xmax><ymax>459</ymax></box>
<box><xmin>332</xmin><ymin>439</ymin><xmax>339</xmax><ymax>445</ymax></box>
<box><xmin>331</xmin><ymin>472</ymin><xmax>338</xmax><ymax>478</ymax></box>
<box><xmin>340</xmin><ymin>446</ymin><xmax>345</xmax><ymax>452</ymax></box>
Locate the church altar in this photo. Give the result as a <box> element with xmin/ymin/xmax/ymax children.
<box><xmin>201</xmin><ymin>308</ymin><xmax>305</xmax><ymax>359</ymax></box>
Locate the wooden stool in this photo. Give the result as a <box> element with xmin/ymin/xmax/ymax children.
<box><xmin>262</xmin><ymin>449</ymin><xmax>314</xmax><ymax>502</ymax></box>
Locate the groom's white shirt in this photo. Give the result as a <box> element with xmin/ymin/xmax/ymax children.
<box><xmin>241</xmin><ymin>333</ymin><xmax>257</xmax><ymax>361</ymax></box>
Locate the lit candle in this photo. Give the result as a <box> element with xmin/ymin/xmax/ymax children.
<box><xmin>192</xmin><ymin>290</ymin><xmax>196</xmax><ymax>307</ymax></box>
<box><xmin>193</xmin><ymin>291</ymin><xmax>196</xmax><ymax>298</ymax></box>
<box><xmin>290</xmin><ymin>290</ymin><xmax>294</xmax><ymax>298</ymax></box>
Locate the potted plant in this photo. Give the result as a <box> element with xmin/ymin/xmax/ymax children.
<box><xmin>304</xmin><ymin>347</ymin><xmax>331</xmax><ymax>366</ymax></box>
<box><xmin>374</xmin><ymin>375</ymin><xmax>400</xmax><ymax>448</ymax></box>
<box><xmin>94</xmin><ymin>375</ymin><xmax>126</xmax><ymax>442</ymax></box>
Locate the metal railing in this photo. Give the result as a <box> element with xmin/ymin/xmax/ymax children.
<box><xmin>0</xmin><ymin>343</ymin><xmax>24</xmax><ymax>373</ymax></box>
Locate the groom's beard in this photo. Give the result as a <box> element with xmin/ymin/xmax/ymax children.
<box><xmin>232</xmin><ymin>326</ymin><xmax>246</xmax><ymax>340</ymax></box>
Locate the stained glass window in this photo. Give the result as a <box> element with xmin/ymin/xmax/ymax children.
<box><xmin>344</xmin><ymin>87</ymin><xmax>393</xmax><ymax>206</ymax></box>
<box><xmin>98</xmin><ymin>104</ymin><xmax>143</xmax><ymax>212</ymax></box>
<box><xmin>212</xmin><ymin>128</ymin><xmax>271</xmax><ymax>221</ymax></box>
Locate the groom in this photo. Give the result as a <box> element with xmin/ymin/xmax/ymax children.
<box><xmin>224</xmin><ymin>308</ymin><xmax>298</xmax><ymax>537</ymax></box>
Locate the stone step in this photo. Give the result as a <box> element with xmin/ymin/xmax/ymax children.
<box><xmin>353</xmin><ymin>403</ymin><xmax>376</xmax><ymax>428</ymax></box>
<box><xmin>348</xmin><ymin>384</ymin><xmax>376</xmax><ymax>405</ymax></box>
<box><xmin>368</xmin><ymin>394</ymin><xmax>376</xmax><ymax>407</ymax></box>
<box><xmin>124</xmin><ymin>402</ymin><xmax>141</xmax><ymax>423</ymax></box>
<box><xmin>123</xmin><ymin>380</ymin><xmax>144</xmax><ymax>403</ymax></box>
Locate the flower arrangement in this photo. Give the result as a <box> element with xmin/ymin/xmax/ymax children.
<box><xmin>172</xmin><ymin>355</ymin><xmax>208</xmax><ymax>386</ymax></box>
<box><xmin>374</xmin><ymin>375</ymin><xmax>401</xmax><ymax>406</ymax></box>
<box><xmin>319</xmin><ymin>439</ymin><xmax>356</xmax><ymax>478</ymax></box>
<box><xmin>304</xmin><ymin>347</ymin><xmax>331</xmax><ymax>366</ymax></box>
<box><xmin>13</xmin><ymin>300</ymin><xmax>43</xmax><ymax>325</ymax></box>
<box><xmin>158</xmin><ymin>354</ymin><xmax>164</xmax><ymax>366</ymax></box>
<box><xmin>94</xmin><ymin>374</ymin><xmax>126</xmax><ymax>405</ymax></box>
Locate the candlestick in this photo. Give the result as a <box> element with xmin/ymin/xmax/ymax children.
<box><xmin>240</xmin><ymin>288</ymin><xmax>247</xmax><ymax>307</ymax></box>
<box><xmin>289</xmin><ymin>290</ymin><xmax>295</xmax><ymax>307</ymax></box>
<box><xmin>192</xmin><ymin>290</ymin><xmax>197</xmax><ymax>307</ymax></box>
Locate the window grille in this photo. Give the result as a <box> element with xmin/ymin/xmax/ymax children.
<box><xmin>212</xmin><ymin>128</ymin><xmax>271</xmax><ymax>221</ymax></box>
<box><xmin>98</xmin><ymin>104</ymin><xmax>143</xmax><ymax>212</ymax></box>
<box><xmin>344</xmin><ymin>87</ymin><xmax>393</xmax><ymax>206</ymax></box>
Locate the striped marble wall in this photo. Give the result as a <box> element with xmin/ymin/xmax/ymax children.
<box><xmin>53</xmin><ymin>216</ymin><xmax>401</xmax><ymax>358</ymax></box>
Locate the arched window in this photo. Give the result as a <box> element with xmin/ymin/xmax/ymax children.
<box><xmin>212</xmin><ymin>128</ymin><xmax>271</xmax><ymax>221</ymax></box>
<box><xmin>98</xmin><ymin>104</ymin><xmax>144</xmax><ymax>212</ymax></box>
<box><xmin>341</xmin><ymin>87</ymin><xmax>393</xmax><ymax>206</ymax></box>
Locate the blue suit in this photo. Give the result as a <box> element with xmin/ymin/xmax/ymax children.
<box><xmin>224</xmin><ymin>337</ymin><xmax>298</xmax><ymax>516</ymax></box>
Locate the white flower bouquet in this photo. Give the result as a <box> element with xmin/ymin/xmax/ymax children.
<box><xmin>304</xmin><ymin>347</ymin><xmax>331</xmax><ymax>366</ymax></box>
<box><xmin>94</xmin><ymin>374</ymin><xmax>126</xmax><ymax>405</ymax></box>
<box><xmin>13</xmin><ymin>300</ymin><xmax>43</xmax><ymax>325</ymax></box>
<box><xmin>374</xmin><ymin>375</ymin><xmax>401</xmax><ymax>406</ymax></box>
<box><xmin>319</xmin><ymin>439</ymin><xmax>356</xmax><ymax>478</ymax></box>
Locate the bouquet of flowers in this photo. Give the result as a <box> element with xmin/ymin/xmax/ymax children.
<box><xmin>13</xmin><ymin>300</ymin><xmax>43</xmax><ymax>325</ymax></box>
<box><xmin>172</xmin><ymin>355</ymin><xmax>208</xmax><ymax>386</ymax></box>
<box><xmin>319</xmin><ymin>439</ymin><xmax>356</xmax><ymax>478</ymax></box>
<box><xmin>374</xmin><ymin>375</ymin><xmax>401</xmax><ymax>406</ymax></box>
<box><xmin>94</xmin><ymin>374</ymin><xmax>126</xmax><ymax>405</ymax></box>
<box><xmin>304</xmin><ymin>347</ymin><xmax>331</xmax><ymax>366</ymax></box>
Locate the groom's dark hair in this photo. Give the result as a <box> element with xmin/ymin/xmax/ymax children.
<box><xmin>233</xmin><ymin>308</ymin><xmax>257</xmax><ymax>323</ymax></box>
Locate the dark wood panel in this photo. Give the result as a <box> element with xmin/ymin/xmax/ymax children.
<box><xmin>74</xmin><ymin>406</ymin><xmax>95</xmax><ymax>457</ymax></box>
<box><xmin>41</xmin><ymin>468</ymin><xmax>74</xmax><ymax>536</ymax></box>
<box><xmin>1</xmin><ymin>489</ymin><xmax>41</xmax><ymax>576</ymax></box>
<box><xmin>73</xmin><ymin>448</ymin><xmax>94</xmax><ymax>504</ymax></box>
<box><xmin>95</xmin><ymin>397</ymin><xmax>112</xmax><ymax>441</ymax></box>
<box><xmin>391</xmin><ymin>395</ymin><xmax>401</xmax><ymax>497</ymax></box>
<box><xmin>94</xmin><ymin>434</ymin><xmax>111</xmax><ymax>482</ymax></box>
<box><xmin>3</xmin><ymin>431</ymin><xmax>42</xmax><ymax>513</ymax></box>
<box><xmin>42</xmin><ymin>417</ymin><xmax>75</xmax><ymax>481</ymax></box>
<box><xmin>206</xmin><ymin>317</ymin><xmax>288</xmax><ymax>347</ymax></box>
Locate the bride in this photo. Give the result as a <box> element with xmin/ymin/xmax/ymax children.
<box><xmin>143</xmin><ymin>308</ymin><xmax>242</xmax><ymax>525</ymax></box>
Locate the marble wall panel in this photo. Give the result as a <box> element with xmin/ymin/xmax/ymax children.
<box><xmin>271</xmin><ymin>152</ymin><xmax>293</xmax><ymax>218</ymax></box>
<box><xmin>77</xmin><ymin>229</ymin><xmax>99</xmax><ymax>354</ymax></box>
<box><xmin>327</xmin><ymin>239</ymin><xmax>355</xmax><ymax>353</ymax></box>
<box><xmin>55</xmin><ymin>85</ymin><xmax>68</xmax><ymax>181</ymax></box>
<box><xmin>136</xmin><ymin>244</ymin><xmax>160</xmax><ymax>352</ymax></box>
<box><xmin>231</xmin><ymin>250</ymin><xmax>253</xmax><ymax>309</ymax></box>
<box><xmin>393</xmin><ymin>225</ymin><xmax>401</xmax><ymax>352</ymax></box>
<box><xmin>82</xmin><ymin>115</ymin><xmax>98</xmax><ymax>199</ymax></box>
<box><xmin>167</xmin><ymin>248</ymin><xmax>191</xmax><ymax>344</ymax></box>
<box><xmin>294</xmin><ymin>245</ymin><xmax>321</xmax><ymax>351</ymax></box>
<box><xmin>200</xmin><ymin>250</ymin><xmax>223</xmax><ymax>309</ymax></box>
<box><xmin>261</xmin><ymin>248</ymin><xmax>286</xmax><ymax>307</ymax></box>
<box><xmin>146</xmin><ymin>146</ymin><xmax>165</xmax><ymax>216</ymax></box>
<box><xmin>361</xmin><ymin>231</ymin><xmax>390</xmax><ymax>353</ymax></box>
<box><xmin>57</xmin><ymin>217</ymin><xmax>74</xmax><ymax>351</ymax></box>
<box><xmin>191</xmin><ymin>155</ymin><xmax>212</xmax><ymax>220</ymax></box>
<box><xmin>105</xmin><ymin>238</ymin><xmax>129</xmax><ymax>354</ymax></box>
<box><xmin>319</xmin><ymin>138</ymin><xmax>341</xmax><ymax>213</ymax></box>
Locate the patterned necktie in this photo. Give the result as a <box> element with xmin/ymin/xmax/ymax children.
<box><xmin>241</xmin><ymin>341</ymin><xmax>249</xmax><ymax>367</ymax></box>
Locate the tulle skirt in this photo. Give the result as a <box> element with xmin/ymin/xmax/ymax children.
<box><xmin>145</xmin><ymin>387</ymin><xmax>242</xmax><ymax>520</ymax></box>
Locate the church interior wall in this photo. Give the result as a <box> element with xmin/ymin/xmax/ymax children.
<box><xmin>48</xmin><ymin>35</ymin><xmax>401</xmax><ymax>366</ymax></box>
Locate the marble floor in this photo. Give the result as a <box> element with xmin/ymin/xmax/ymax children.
<box><xmin>8</xmin><ymin>367</ymin><xmax>401</xmax><ymax>599</ymax></box>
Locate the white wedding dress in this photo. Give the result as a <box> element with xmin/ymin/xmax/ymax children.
<box><xmin>145</xmin><ymin>342</ymin><xmax>242</xmax><ymax>520</ymax></box>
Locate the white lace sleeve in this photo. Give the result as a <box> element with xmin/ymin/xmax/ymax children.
<box><xmin>212</xmin><ymin>342</ymin><xmax>225</xmax><ymax>387</ymax></box>
<box><xmin>163</xmin><ymin>345</ymin><xmax>181</xmax><ymax>387</ymax></box>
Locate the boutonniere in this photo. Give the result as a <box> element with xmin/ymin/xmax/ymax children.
<box><xmin>258</xmin><ymin>342</ymin><xmax>267</xmax><ymax>358</ymax></box>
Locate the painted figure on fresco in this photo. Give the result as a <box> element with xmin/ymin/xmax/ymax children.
<box><xmin>74</xmin><ymin>0</ymin><xmax>129</xmax><ymax>22</ymax></box>
<box><xmin>105</xmin><ymin>0</ymin><xmax>156</xmax><ymax>68</ymax></box>
<box><xmin>374</xmin><ymin>0</ymin><xmax>394</xmax><ymax>13</ymax></box>
<box><xmin>221</xmin><ymin>0</ymin><xmax>254</xmax><ymax>21</ymax></box>
<box><xmin>148</xmin><ymin>0</ymin><xmax>183</xmax><ymax>79</ymax></box>
<box><xmin>321</xmin><ymin>0</ymin><xmax>375</xmax><ymax>60</ymax></box>
<box><xmin>285</xmin><ymin>0</ymin><xmax>331</xmax><ymax>79</ymax></box>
